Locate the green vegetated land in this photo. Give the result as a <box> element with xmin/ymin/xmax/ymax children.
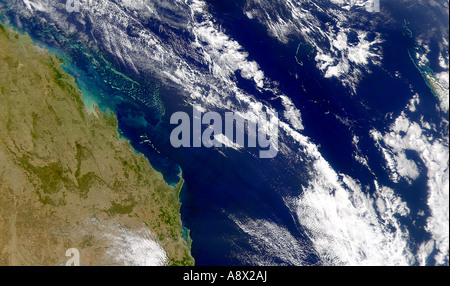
<box><xmin>0</xmin><ymin>22</ymin><xmax>193</xmax><ymax>266</ymax></box>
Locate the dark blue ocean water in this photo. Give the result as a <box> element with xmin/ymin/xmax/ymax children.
<box><xmin>187</xmin><ymin>0</ymin><xmax>444</xmax><ymax>265</ymax></box>
<box><xmin>0</xmin><ymin>0</ymin><xmax>447</xmax><ymax>265</ymax></box>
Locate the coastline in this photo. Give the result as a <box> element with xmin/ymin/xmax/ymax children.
<box><xmin>0</xmin><ymin>21</ymin><xmax>194</xmax><ymax>266</ymax></box>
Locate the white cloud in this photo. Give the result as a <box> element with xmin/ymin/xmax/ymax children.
<box><xmin>372</xmin><ymin>111</ymin><xmax>449</xmax><ymax>265</ymax></box>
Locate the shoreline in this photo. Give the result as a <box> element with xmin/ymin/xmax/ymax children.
<box><xmin>0</xmin><ymin>21</ymin><xmax>194</xmax><ymax>265</ymax></box>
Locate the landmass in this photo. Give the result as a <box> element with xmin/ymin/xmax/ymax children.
<box><xmin>0</xmin><ymin>22</ymin><xmax>194</xmax><ymax>266</ymax></box>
